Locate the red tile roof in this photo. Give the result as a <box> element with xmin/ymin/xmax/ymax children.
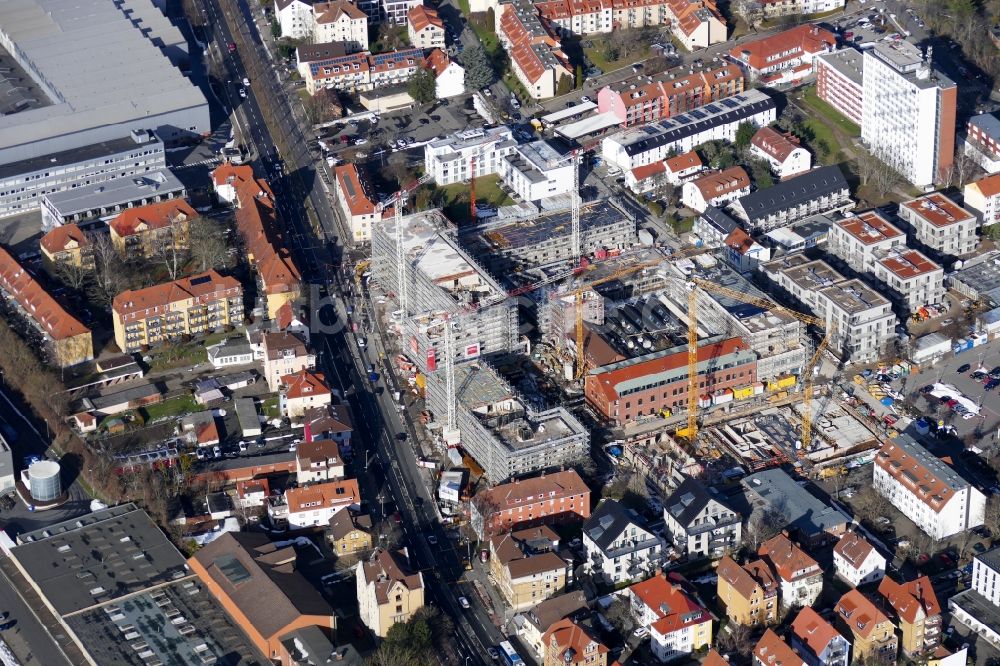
<box><xmin>285</xmin><ymin>478</ymin><xmax>360</xmax><ymax>514</ymax></box>
<box><xmin>835</xmin><ymin>588</ymin><xmax>893</xmax><ymax>639</ymax></box>
<box><xmin>751</xmin><ymin>126</ymin><xmax>802</xmax><ymax>163</ymax></box>
<box><xmin>478</xmin><ymin>470</ymin><xmax>590</xmax><ymax>510</ymax></box>
<box><xmin>0</xmin><ymin>246</ymin><xmax>90</xmax><ymax>340</ymax></box>
<box><xmin>758</xmin><ymin>533</ymin><xmax>819</xmax><ymax>583</ymax></box>
<box><xmin>334</xmin><ymin>164</ymin><xmax>376</xmax><ymax>216</ymax></box>
<box><xmin>690</xmin><ymin>166</ymin><xmax>750</xmax><ymax>200</ymax></box>
<box><xmin>833</xmin><ymin>531</ymin><xmax>877</xmax><ymax>570</ymax></box>
<box><xmin>970</xmin><ymin>173</ymin><xmax>1000</xmax><ymax>198</ymax></box>
<box><xmin>665</xmin><ymin>150</ymin><xmax>704</xmax><ymax>174</ymax></box>
<box><xmin>542</xmin><ymin>618</ymin><xmax>609</xmax><ymax>665</ymax></box>
<box><xmin>109</xmin><ymin>199</ymin><xmax>197</xmax><ymax>238</ymax></box>
<box><xmin>281</xmin><ymin>369</ymin><xmax>331</xmax><ymax>400</ymax></box>
<box><xmin>874</xmin><ymin>440</ymin><xmax>955</xmax><ymax>513</ymax></box>
<box><xmin>314</xmin><ymin>0</ymin><xmax>367</xmax><ymax>23</ymax></box>
<box><xmin>237</xmin><ymin>478</ymin><xmax>270</xmax><ymax>499</ymax></box>
<box><xmin>878</xmin><ymin>576</ymin><xmax>941</xmax><ymax>624</ymax></box>
<box><xmin>40</xmin><ymin>223</ymin><xmax>89</xmax><ymax>255</ymax></box>
<box><xmin>717</xmin><ymin>555</ymin><xmax>777</xmax><ymax>599</ymax></box>
<box><xmin>791</xmin><ymin>608</ymin><xmax>843</xmax><ymax>659</ymax></box>
<box><xmin>631</xmin><ymin>161</ymin><xmax>667</xmax><ymax>182</ymax></box>
<box><xmin>426</xmin><ymin>48</ymin><xmax>453</xmax><ymax>77</ymax></box>
<box><xmin>836</xmin><ymin>210</ymin><xmax>903</xmax><ymax>245</ymax></box>
<box><xmin>112</xmin><ymin>270</ymin><xmax>242</xmax><ymax>319</ymax></box>
<box><xmin>408</xmin><ymin>4</ymin><xmax>443</xmax><ymax>32</ymax></box>
<box><xmin>902</xmin><ymin>192</ymin><xmax>975</xmax><ymax>228</ymax></box>
<box><xmin>631</xmin><ymin>574</ymin><xmax>710</xmax><ymax>636</ymax></box>
<box><xmin>703</xmin><ymin>650</ymin><xmax>729</xmax><ymax>666</ymax></box>
<box><xmin>725</xmin><ymin>228</ymin><xmax>756</xmax><ymax>256</ymax></box>
<box><xmin>754</xmin><ymin>629</ymin><xmax>805</xmax><ymax>666</ymax></box>
<box><xmin>730</xmin><ymin>24</ymin><xmax>835</xmax><ymax>72</ymax></box>
<box><xmin>877</xmin><ymin>249</ymin><xmax>940</xmax><ymax>280</ymax></box>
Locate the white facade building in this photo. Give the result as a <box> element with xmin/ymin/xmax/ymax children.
<box><xmin>749</xmin><ymin>126</ymin><xmax>811</xmax><ymax>180</ymax></box>
<box><xmin>274</xmin><ymin>478</ymin><xmax>360</xmax><ymax>528</ymax></box>
<box><xmin>833</xmin><ymin>531</ymin><xmax>886</xmax><ymax>587</ymax></box>
<box><xmin>680</xmin><ymin>167</ymin><xmax>751</xmax><ymax>214</ymax></box>
<box><xmin>274</xmin><ymin>0</ymin><xmax>316</xmax><ymax>39</ymax></box>
<box><xmin>899</xmin><ymin>192</ymin><xmax>978</xmax><ymax>258</ymax></box>
<box><xmin>826</xmin><ymin>210</ymin><xmax>905</xmax><ymax>273</ymax></box>
<box><xmin>581</xmin><ymin>500</ymin><xmax>661</xmax><ymax>585</ymax></box>
<box><xmin>630</xmin><ymin>575</ymin><xmax>712</xmax><ymax>662</ymax></box>
<box><xmin>500</xmin><ymin>140</ymin><xmax>575</xmax><ymax>202</ymax></box>
<box><xmin>662</xmin><ymin>478</ymin><xmax>742</xmax><ymax>559</ymax></box>
<box><xmin>965</xmin><ymin>174</ymin><xmax>1000</xmax><ymax>228</ymax></box>
<box><xmin>424</xmin><ymin>127</ymin><xmax>517</xmax><ymax>185</ymax></box>
<box><xmin>872</xmin><ymin>248</ymin><xmax>945</xmax><ymax>313</ymax></box>
<box><xmin>861</xmin><ymin>42</ymin><xmax>957</xmax><ymax>189</ymax></box>
<box><xmin>313</xmin><ymin>1</ymin><xmax>369</xmax><ymax>52</ymax></box>
<box><xmin>873</xmin><ymin>435</ymin><xmax>986</xmax><ymax>540</ymax></box>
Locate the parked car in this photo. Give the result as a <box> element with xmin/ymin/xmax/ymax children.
<box><xmin>459</xmin><ymin>596</ymin><xmax>471</xmax><ymax>609</ymax></box>
<box><xmin>227</xmin><ymin>42</ymin><xmax>237</xmax><ymax>53</ymax></box>
<box><xmin>633</xmin><ymin>627</ymin><xmax>649</xmax><ymax>638</ymax></box>
<box><xmin>487</xmin><ymin>647</ymin><xmax>500</xmax><ymax>661</ymax></box>
<box><xmin>196</xmin><ymin>448</ymin><xmax>206</xmax><ymax>460</ymax></box>
<box><xmin>213</xmin><ymin>445</ymin><xmax>222</xmax><ymax>458</ymax></box>
<box><xmin>427</xmin><ymin>534</ymin><xmax>438</xmax><ymax>545</ymax></box>
<box><xmin>958</xmin><ymin>364</ymin><xmax>971</xmax><ymax>373</ymax></box>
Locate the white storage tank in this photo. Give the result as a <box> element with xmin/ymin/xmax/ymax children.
<box><xmin>28</xmin><ymin>460</ymin><xmax>61</xmax><ymax>502</ymax></box>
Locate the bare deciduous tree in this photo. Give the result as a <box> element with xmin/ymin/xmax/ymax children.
<box><xmin>716</xmin><ymin>622</ymin><xmax>755</xmax><ymax>655</ymax></box>
<box><xmin>89</xmin><ymin>234</ymin><xmax>128</xmax><ymax>309</ymax></box>
<box><xmin>743</xmin><ymin>503</ymin><xmax>785</xmax><ymax>552</ymax></box>
<box><xmin>152</xmin><ymin>225</ymin><xmax>189</xmax><ymax>281</ymax></box>
<box><xmin>985</xmin><ymin>494</ymin><xmax>1000</xmax><ymax>537</ymax></box>
<box><xmin>852</xmin><ymin>486</ymin><xmax>891</xmax><ymax>525</ymax></box>
<box><xmin>733</xmin><ymin>0</ymin><xmax>764</xmax><ymax>30</ymax></box>
<box><xmin>189</xmin><ymin>218</ymin><xmax>230</xmax><ymax>272</ymax></box>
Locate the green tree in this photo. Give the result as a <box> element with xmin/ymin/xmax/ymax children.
<box><xmin>463</xmin><ymin>43</ymin><xmax>495</xmax><ymax>90</ymax></box>
<box><xmin>270</xmin><ymin>20</ymin><xmax>281</xmax><ymax>39</ymax></box>
<box><xmin>575</xmin><ymin>64</ymin><xmax>584</xmax><ymax>89</ymax></box>
<box><xmin>748</xmin><ymin>157</ymin><xmax>773</xmax><ymax>189</ymax></box>
<box><xmin>556</xmin><ymin>73</ymin><xmax>572</xmax><ymax>96</ymax></box>
<box><xmin>407</xmin><ymin>67</ymin><xmax>437</xmax><ymax>104</ymax></box>
<box><xmin>735</xmin><ymin>121</ymin><xmax>756</xmax><ymax>150</ymax></box>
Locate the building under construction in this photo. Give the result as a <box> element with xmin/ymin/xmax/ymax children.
<box><xmin>424</xmin><ymin>361</ymin><xmax>589</xmax><ymax>483</ymax></box>
<box><xmin>460</xmin><ymin>198</ymin><xmax>637</xmax><ymax>274</ymax></box>
<box><xmin>371</xmin><ymin>209</ymin><xmax>520</xmax><ymax>373</ymax></box>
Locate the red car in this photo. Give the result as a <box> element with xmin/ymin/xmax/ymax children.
<box><xmin>940</xmin><ymin>553</ymin><xmax>954</xmax><ymax>567</ymax></box>
<box><xmin>227</xmin><ymin>42</ymin><xmax>237</xmax><ymax>53</ymax></box>
<box><xmin>946</xmin><ymin>399</ymin><xmax>959</xmax><ymax>408</ymax></box>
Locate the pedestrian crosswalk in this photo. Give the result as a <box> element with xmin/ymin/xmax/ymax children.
<box><xmin>172</xmin><ymin>156</ymin><xmax>223</xmax><ymax>170</ymax></box>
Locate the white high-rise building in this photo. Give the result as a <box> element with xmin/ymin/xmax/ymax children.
<box><xmin>861</xmin><ymin>42</ymin><xmax>956</xmax><ymax>189</ymax></box>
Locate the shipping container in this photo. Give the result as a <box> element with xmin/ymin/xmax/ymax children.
<box><xmin>733</xmin><ymin>385</ymin><xmax>756</xmax><ymax>400</ymax></box>
<box><xmin>712</xmin><ymin>389</ymin><xmax>734</xmax><ymax>405</ymax></box>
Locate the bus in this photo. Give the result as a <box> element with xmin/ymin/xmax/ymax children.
<box><xmin>498</xmin><ymin>641</ymin><xmax>524</xmax><ymax>666</ymax></box>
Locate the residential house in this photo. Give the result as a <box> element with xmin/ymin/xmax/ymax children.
<box><xmin>753</xmin><ymin>629</ymin><xmax>805</xmax><ymax>666</ymax></box>
<box><xmin>207</xmin><ymin>337</ymin><xmax>255</xmax><ymax>368</ymax></box>
<box><xmin>312</xmin><ymin>1</ymin><xmax>369</xmax><ymax>52</ymax></box>
<box><xmin>833</xmin><ymin>531</ymin><xmax>886</xmax><ymax>587</ymax></box>
<box><xmin>108</xmin><ymin>199</ymin><xmax>196</xmax><ymax>259</ymax></box>
<box><xmin>730</xmin><ymin>25</ymin><xmax>836</xmax><ymax>85</ymax></box>
<box><xmin>188</xmin><ymin>532</ymin><xmax>335</xmax><ymax>664</ymax></box>
<box><xmin>630</xmin><ymin>574</ymin><xmax>712</xmax><ymax>662</ymax></box>
<box><xmin>263</xmin><ymin>332</ymin><xmax>316</xmax><ymax>391</ymax></box>
<box><xmin>356</xmin><ymin>548</ymin><xmax>425</xmax><ymax>637</ymax></box>
<box><xmin>723</xmin><ymin>228</ymin><xmax>770</xmax><ymax>274</ymax></box>
<box><xmin>965</xmin><ymin>112</ymin><xmax>1000</xmax><ymax>174</ymax></box>
<box><xmin>681</xmin><ymin>166</ymin><xmax>751</xmax><ymax>214</ymax></box>
<box><xmin>271</xmin><ymin>478</ymin><xmax>361</xmax><ymax>528</ymax></box>
<box><xmin>280</xmin><ymin>369</ymin><xmax>332</xmax><ymax>418</ymax></box>
<box><xmin>296</xmin><ymin>439</ymin><xmax>346</xmax><ymax>484</ymax></box>
<box><xmin>383</xmin><ymin>0</ymin><xmax>422</xmax><ymax>24</ymax></box>
<box><xmin>872</xmin><ymin>435</ymin><xmax>986</xmax><ymax>540</ymax></box>
<box><xmin>333</xmin><ymin>164</ymin><xmax>380</xmax><ymax>243</ymax></box>
<box><xmin>964</xmin><ymin>173</ymin><xmax>1000</xmax><ymax>228</ymax></box>
<box><xmin>327</xmin><ymin>509</ymin><xmax>373</xmax><ymax>556</ymax></box>
<box><xmin>878</xmin><ymin>575</ymin><xmax>942</xmax><ymax>658</ymax></box>
<box><xmin>872</xmin><ymin>248</ymin><xmax>944</xmax><ymax>314</ymax></box>
<box><xmin>302</xmin><ymin>404</ymin><xmax>354</xmax><ymax>450</ymax></box>
<box><xmin>729</xmin><ymin>165</ymin><xmax>852</xmax><ymax>232</ymax></box>
<box><xmin>275</xmin><ymin>301</ymin><xmax>310</xmax><ymax>344</ymax></box>
<box><xmin>40</xmin><ymin>223</ymin><xmax>94</xmax><ymax>275</ymax></box>
<box><xmin>236</xmin><ymin>478</ymin><xmax>270</xmax><ymax>509</ymax></box>
<box><xmin>898</xmin><ymin>192</ymin><xmax>978</xmax><ymax>258</ymax></box>
<box><xmin>790</xmin><ymin>607</ymin><xmax>851</xmax><ymax>666</ymax></box>
<box><xmin>626</xmin><ymin>151</ymin><xmax>705</xmax><ymax>193</ymax></box>
<box><xmin>489</xmin><ymin>526</ymin><xmax>569</xmax><ymax>611</ymax></box>
<box><xmin>662</xmin><ymin>477</ymin><xmax>742</xmax><ymax>559</ymax></box>
<box><xmin>513</xmin><ymin>591</ymin><xmax>589</xmax><ymax>661</ymax></box>
<box><xmin>758</xmin><ymin>533</ymin><xmax>823</xmax><ymax>609</ymax></box>
<box><xmin>0</xmin><ymin>246</ymin><xmax>93</xmax><ymax>367</ymax></box>
<box><xmin>834</xmin><ymin>589</ymin><xmax>899</xmax><ymax>664</ymax></box>
<box><xmin>749</xmin><ymin>126</ymin><xmax>811</xmax><ymax>179</ymax></box>
<box><xmin>716</xmin><ymin>555</ymin><xmax>779</xmax><ymax>627</ymax></box>
<box><xmin>826</xmin><ymin>210</ymin><xmax>905</xmax><ymax>273</ymax></box>
<box><xmin>541</xmin><ymin>618</ymin><xmax>609</xmax><ymax>666</ymax></box>
<box><xmin>581</xmin><ymin>499</ymin><xmax>661</xmax><ymax>585</ymax></box>
<box><xmin>664</xmin><ymin>0</ymin><xmax>727</xmax><ymax>50</ymax></box>
<box><xmin>111</xmin><ymin>270</ymin><xmax>243</xmax><ymax>353</ymax></box>
<box><xmin>470</xmin><ymin>469</ymin><xmax>591</xmax><ymax>539</ymax></box>
<box><xmin>694</xmin><ymin>205</ymin><xmax>741</xmax><ymax>249</ymax></box>
<box><xmin>496</xmin><ymin>0</ymin><xmax>572</xmax><ymax>100</ymax></box>
<box><xmin>407</xmin><ymin>5</ymin><xmax>444</xmax><ymax>48</ymax></box>
<box><xmin>275</xmin><ymin>0</ymin><xmax>317</xmax><ymax>39</ymax></box>
<box><xmin>427</xmin><ymin>49</ymin><xmax>465</xmax><ymax>99</ymax></box>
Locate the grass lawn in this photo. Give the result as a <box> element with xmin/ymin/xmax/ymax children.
<box><xmin>436</xmin><ymin>175</ymin><xmax>515</xmax><ymax>224</ymax></box>
<box><xmin>801</xmin><ymin>118</ymin><xmax>844</xmax><ymax>165</ymax></box>
<box><xmin>457</xmin><ymin>0</ymin><xmax>470</xmax><ymax>14</ymax></box>
<box><xmin>583</xmin><ymin>38</ymin><xmax>651</xmax><ymax>74</ymax></box>
<box><xmin>801</xmin><ymin>85</ymin><xmax>861</xmax><ymax>136</ymax></box>
<box><xmin>262</xmin><ymin>396</ymin><xmax>281</xmax><ymax>419</ymax></box>
<box><xmin>147</xmin><ymin>332</ymin><xmax>233</xmax><ymax>372</ymax></box>
<box><xmin>140</xmin><ymin>394</ymin><xmax>199</xmax><ymax>422</ymax></box>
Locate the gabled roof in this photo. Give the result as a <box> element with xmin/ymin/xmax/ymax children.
<box><xmin>717</xmin><ymin>555</ymin><xmax>776</xmax><ymax>599</ymax></box>
<box><xmin>792</xmin><ymin>607</ymin><xmax>844</xmax><ymax>657</ymax></box>
<box><xmin>630</xmin><ymin>574</ymin><xmax>708</xmax><ymax>634</ymax></box>
<box><xmin>328</xmin><ymin>509</ymin><xmax>372</xmax><ymax>541</ymax></box>
<box><xmin>0</xmin><ymin>246</ymin><xmax>90</xmax><ymax>340</ymax></box>
<box><xmin>360</xmin><ymin>548</ymin><xmax>423</xmax><ymax>604</ymax></box>
<box><xmin>296</xmin><ymin>438</ymin><xmax>343</xmax><ymax>468</ymax></box>
<box><xmin>665</xmin><ymin>150</ymin><xmax>703</xmax><ymax>174</ymax></box>
<box><xmin>285</xmin><ymin>478</ymin><xmax>360</xmax><ymax>514</ymax></box>
<box><xmin>835</xmin><ymin>588</ymin><xmax>893</xmax><ymax>638</ymax></box>
<box><xmin>758</xmin><ymin>533</ymin><xmax>819</xmax><ymax>583</ymax></box>
<box><xmin>314</xmin><ymin>0</ymin><xmax>367</xmax><ymax>23</ymax></box>
<box><xmin>751</xmin><ymin>126</ymin><xmax>803</xmax><ymax>163</ymax></box>
<box><xmin>690</xmin><ymin>166</ymin><xmax>750</xmax><ymax>200</ymax></box>
<box><xmin>334</xmin><ymin>164</ymin><xmax>376</xmax><ymax>216</ymax></box>
<box><xmin>476</xmin><ymin>470</ymin><xmax>590</xmax><ymax>511</ymax></box>
<box><xmin>524</xmin><ymin>591</ymin><xmax>589</xmax><ymax>633</ymax></box>
<box><xmin>408</xmin><ymin>4</ymin><xmax>443</xmax><ymax>32</ymax></box>
<box><xmin>304</xmin><ymin>404</ymin><xmax>353</xmax><ymax>435</ymax></box>
<box><xmin>968</xmin><ymin>173</ymin><xmax>1000</xmax><ymax>198</ymax></box>
<box><xmin>542</xmin><ymin>618</ymin><xmax>608</xmax><ymax>665</ymax></box>
<box><xmin>583</xmin><ymin>499</ymin><xmax>649</xmax><ymax>551</ymax></box>
<box><xmin>755</xmin><ymin>628</ymin><xmax>806</xmax><ymax>666</ymax></box>
<box><xmin>730</xmin><ymin>24</ymin><xmax>836</xmax><ymax>72</ymax></box>
<box><xmin>631</xmin><ymin>161</ymin><xmax>667</xmax><ymax>182</ymax></box>
<box><xmin>111</xmin><ymin>270</ymin><xmax>241</xmax><ymax>318</ymax></box>
<box><xmin>426</xmin><ymin>48</ymin><xmax>457</xmax><ymax>77</ymax></box>
<box><xmin>833</xmin><ymin>531</ymin><xmax>878</xmax><ymax>570</ymax></box>
<box><xmin>281</xmin><ymin>369</ymin><xmax>330</xmax><ymax>401</ymax></box>
<box><xmin>109</xmin><ymin>199</ymin><xmax>197</xmax><ymax>237</ymax></box>
<box><xmin>40</xmin><ymin>223</ymin><xmax>89</xmax><ymax>254</ymax></box>
<box><xmin>664</xmin><ymin>477</ymin><xmax>734</xmax><ymax>527</ymax></box>
<box><xmin>878</xmin><ymin>575</ymin><xmax>941</xmax><ymax>624</ymax></box>
<box><xmin>874</xmin><ymin>435</ymin><xmax>971</xmax><ymax>514</ymax></box>
<box><xmin>735</xmin><ymin>165</ymin><xmax>848</xmax><ymax>222</ymax></box>
<box><xmin>725</xmin><ymin>228</ymin><xmax>757</xmax><ymax>256</ymax></box>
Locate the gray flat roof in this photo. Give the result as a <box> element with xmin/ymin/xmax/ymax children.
<box><xmin>816</xmin><ymin>48</ymin><xmax>863</xmax><ymax>86</ymax></box>
<box><xmin>43</xmin><ymin>168</ymin><xmax>185</xmax><ymax>217</ymax></box>
<box><xmin>0</xmin><ymin>0</ymin><xmax>207</xmax><ymax>157</ymax></box>
<box><xmin>0</xmin><ymin>132</ymin><xmax>160</xmax><ymax>182</ymax></box>
<box><xmin>11</xmin><ymin>503</ymin><xmax>189</xmax><ymax>616</ymax></box>
<box><xmin>743</xmin><ymin>468</ymin><xmax>850</xmax><ymax>537</ymax></box>
<box><xmin>969</xmin><ymin>113</ymin><xmax>1000</xmax><ymax>141</ymax></box>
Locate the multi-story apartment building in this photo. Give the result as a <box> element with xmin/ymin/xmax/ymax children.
<box><xmin>951</xmin><ymin>548</ymin><xmax>1000</xmax><ymax>648</ymax></box>
<box><xmin>424</xmin><ymin>127</ymin><xmax>518</xmax><ymax>185</ymax></box>
<box><xmin>275</xmin><ymin>0</ymin><xmax>317</xmax><ymax>39</ymax></box>
<box><xmin>833</xmin><ymin>531</ymin><xmax>886</xmax><ymax>587</ymax></box>
<box><xmin>663</xmin><ymin>477</ymin><xmax>741</xmax><ymax>558</ymax></box>
<box><xmin>835</xmin><ymin>589</ymin><xmax>898</xmax><ymax>664</ymax></box>
<box><xmin>749</xmin><ymin>126</ymin><xmax>811</xmax><ymax>180</ymax></box>
<box><xmin>0</xmin><ymin>130</ymin><xmax>166</xmax><ymax>220</ymax></box>
<box><xmin>582</xmin><ymin>499</ymin><xmax>661</xmax><ymax>585</ymax></box>
<box><xmin>664</xmin><ymin>0</ymin><xmax>727</xmax><ymax>50</ymax></box>
<box><xmin>111</xmin><ymin>270</ymin><xmax>243</xmax><ymax>353</ymax></box>
<box><xmin>262</xmin><ymin>332</ymin><xmax>316</xmax><ymax>391</ymax></box>
<box><xmin>295</xmin><ymin>439</ymin><xmax>345</xmax><ymax>484</ymax></box>
<box><xmin>815</xmin><ymin>48</ymin><xmax>864</xmax><ymax>125</ymax></box>
<box><xmin>312</xmin><ymin>1</ymin><xmax>369</xmax><ymax>51</ymax></box>
<box><xmin>965</xmin><ymin>173</ymin><xmax>1000</xmax><ymax>227</ymax></box>
<box><xmin>273</xmin><ymin>478</ymin><xmax>361</xmax><ymax>528</ymax></box>
<box><xmin>965</xmin><ymin>112</ymin><xmax>1000</xmax><ymax>173</ymax></box>
<box><xmin>826</xmin><ymin>210</ymin><xmax>905</xmax><ymax>273</ymax></box>
<box><xmin>759</xmin><ymin>0</ymin><xmax>843</xmax><ymax>17</ymax></box>
<box><xmin>500</xmin><ymin>140</ymin><xmax>576</xmax><ymax>202</ymax></box>
<box><xmin>108</xmin><ymin>198</ymin><xmax>195</xmax><ymax>259</ymax></box>
<box><xmin>279</xmin><ymin>369</ymin><xmax>332</xmax><ymax>418</ymax></box>
<box><xmin>300</xmin><ymin>48</ymin><xmax>426</xmax><ymax>94</ymax></box>
<box><xmin>471</xmin><ymin>470</ymin><xmax>591</xmax><ymax>539</ymax></box>
<box><xmin>758</xmin><ymin>533</ymin><xmax>823</xmax><ymax>610</ymax></box>
<box><xmin>541</xmin><ymin>618</ymin><xmax>609</xmax><ymax>666</ymax></box>
<box><xmin>680</xmin><ymin>167</ymin><xmax>751</xmax><ymax>214</ymax></box>
<box><xmin>584</xmin><ymin>337</ymin><xmax>757</xmax><ymax>426</ymax></box>
<box><xmin>383</xmin><ymin>0</ymin><xmax>422</xmax><ymax>24</ymax></box>
<box><xmin>729</xmin><ymin>25</ymin><xmax>836</xmax><ymax>84</ymax></box>
<box><xmin>716</xmin><ymin>556</ymin><xmax>779</xmax><ymax>627</ymax></box>
<box><xmin>753</xmin><ymin>630</ymin><xmax>805</xmax><ymax>666</ymax></box>
<box><xmin>333</xmin><ymin>164</ymin><xmax>380</xmax><ymax>243</ymax></box>
<box><xmin>357</xmin><ymin>548</ymin><xmax>425</xmax><ymax>637</ymax></box>
<box><xmin>872</xmin><ymin>435</ymin><xmax>985</xmax><ymax>540</ymax></box>
<box><xmin>407</xmin><ymin>5</ymin><xmax>445</xmax><ymax>48</ymax></box>
<box><xmin>630</xmin><ymin>575</ymin><xmax>712</xmax><ymax>662</ymax></box>
<box><xmin>790</xmin><ymin>607</ymin><xmax>851</xmax><ymax>666</ymax></box>
<box><xmin>0</xmin><ymin>246</ymin><xmax>93</xmax><ymax>367</ymax></box>
<box><xmin>861</xmin><ymin>41</ymin><xmax>956</xmax><ymax>189</ymax></box>
<box><xmin>899</xmin><ymin>192</ymin><xmax>977</xmax><ymax>257</ymax></box>
<box><xmin>602</xmin><ymin>90</ymin><xmax>777</xmax><ymax>172</ymax></box>
<box><xmin>729</xmin><ymin>165</ymin><xmax>852</xmax><ymax>232</ymax></box>
<box><xmin>596</xmin><ymin>65</ymin><xmax>743</xmax><ymax>128</ymax></box>
<box><xmin>496</xmin><ymin>0</ymin><xmax>572</xmax><ymax>99</ymax></box>
<box><xmin>872</xmin><ymin>248</ymin><xmax>944</xmax><ymax>314</ymax></box>
<box><xmin>489</xmin><ymin>526</ymin><xmax>569</xmax><ymax>611</ymax></box>
<box><xmin>878</xmin><ymin>575</ymin><xmax>942</xmax><ymax>658</ymax></box>
<box><xmin>40</xmin><ymin>223</ymin><xmax>94</xmax><ymax>276</ymax></box>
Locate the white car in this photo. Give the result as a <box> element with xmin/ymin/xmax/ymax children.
<box><xmin>196</xmin><ymin>448</ymin><xmax>206</xmax><ymax>460</ymax></box>
<box><xmin>238</xmin><ymin>441</ymin><xmax>248</xmax><ymax>453</ymax></box>
<box><xmin>633</xmin><ymin>627</ymin><xmax>649</xmax><ymax>638</ymax></box>
<box><xmin>354</xmin><ymin>138</ymin><xmax>368</xmax><ymax>146</ymax></box>
<box><xmin>242</xmin><ymin>77</ymin><xmax>250</xmax><ymax>86</ymax></box>
<box><xmin>459</xmin><ymin>596</ymin><xmax>470</xmax><ymax>609</ymax></box>
<box><xmin>213</xmin><ymin>446</ymin><xmax>222</xmax><ymax>458</ymax></box>
<box><xmin>580</xmin><ymin>95</ymin><xmax>592</xmax><ymax>103</ymax></box>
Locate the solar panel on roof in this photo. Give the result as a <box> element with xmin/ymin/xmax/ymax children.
<box><xmin>720</xmin><ymin>98</ymin><xmax>738</xmax><ymax>108</ymax></box>
<box><xmin>688</xmin><ymin>110</ymin><xmax>706</xmax><ymax>120</ymax></box>
<box><xmin>703</xmin><ymin>104</ymin><xmax>720</xmax><ymax>113</ymax></box>
<box><xmin>190</xmin><ymin>275</ymin><xmax>212</xmax><ymax>286</ymax></box>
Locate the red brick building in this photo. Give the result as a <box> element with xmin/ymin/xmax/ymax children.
<box><xmin>471</xmin><ymin>470</ymin><xmax>591</xmax><ymax>539</ymax></box>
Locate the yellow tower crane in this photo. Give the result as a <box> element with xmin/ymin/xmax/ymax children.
<box><xmin>681</xmin><ymin>277</ymin><xmax>834</xmax><ymax>452</ymax></box>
